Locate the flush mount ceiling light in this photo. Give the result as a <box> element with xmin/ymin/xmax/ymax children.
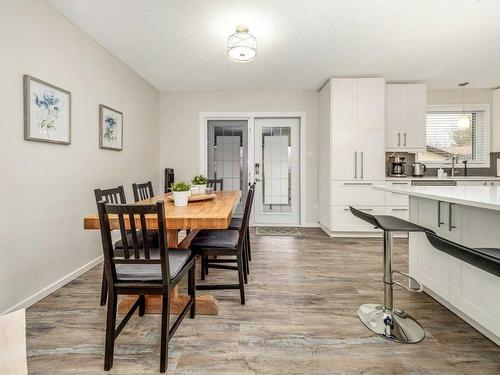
<box><xmin>458</xmin><ymin>82</ymin><xmax>470</xmax><ymax>130</ymax></box>
<box><xmin>227</xmin><ymin>25</ymin><xmax>256</xmax><ymax>62</ymax></box>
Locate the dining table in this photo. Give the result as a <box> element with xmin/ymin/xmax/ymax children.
<box><xmin>83</xmin><ymin>190</ymin><xmax>241</xmax><ymax>315</ymax></box>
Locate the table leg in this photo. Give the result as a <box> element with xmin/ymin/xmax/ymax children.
<box><xmin>118</xmin><ymin>229</ymin><xmax>219</xmax><ymax>315</ymax></box>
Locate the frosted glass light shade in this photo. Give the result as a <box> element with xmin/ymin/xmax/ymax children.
<box><xmin>227</xmin><ymin>25</ymin><xmax>256</xmax><ymax>62</ymax></box>
<box><xmin>458</xmin><ymin>113</ymin><xmax>470</xmax><ymax>130</ymax></box>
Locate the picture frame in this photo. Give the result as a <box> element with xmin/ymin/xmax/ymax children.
<box><xmin>23</xmin><ymin>75</ymin><xmax>71</xmax><ymax>145</ymax></box>
<box><xmin>99</xmin><ymin>104</ymin><xmax>123</xmax><ymax>151</ymax></box>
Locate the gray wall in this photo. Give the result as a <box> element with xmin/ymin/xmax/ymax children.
<box><xmin>0</xmin><ymin>0</ymin><xmax>160</xmax><ymax>313</ymax></box>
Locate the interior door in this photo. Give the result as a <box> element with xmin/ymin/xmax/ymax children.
<box><xmin>253</xmin><ymin>118</ymin><xmax>300</xmax><ymax>225</ymax></box>
<box><xmin>207</xmin><ymin>120</ymin><xmax>248</xmax><ymax>215</ymax></box>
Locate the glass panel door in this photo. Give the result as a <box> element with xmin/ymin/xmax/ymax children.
<box><xmin>207</xmin><ymin>120</ymin><xmax>248</xmax><ymax>215</ymax></box>
<box><xmin>254</xmin><ymin>118</ymin><xmax>300</xmax><ymax>224</ymax></box>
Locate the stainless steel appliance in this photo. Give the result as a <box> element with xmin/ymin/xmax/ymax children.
<box><xmin>389</xmin><ymin>156</ymin><xmax>406</xmax><ymax>177</ymax></box>
<box><xmin>412</xmin><ymin>163</ymin><xmax>427</xmax><ymax>177</ymax></box>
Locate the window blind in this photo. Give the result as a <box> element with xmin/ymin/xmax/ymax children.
<box><xmin>424</xmin><ymin>111</ymin><xmax>487</xmax><ymax>163</ymax></box>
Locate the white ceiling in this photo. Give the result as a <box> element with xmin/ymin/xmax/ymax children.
<box><xmin>46</xmin><ymin>0</ymin><xmax>500</xmax><ymax>91</ymax></box>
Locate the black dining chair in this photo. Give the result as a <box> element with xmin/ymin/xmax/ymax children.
<box><xmin>164</xmin><ymin>168</ymin><xmax>175</xmax><ymax>193</ymax></box>
<box><xmin>202</xmin><ymin>183</ymin><xmax>255</xmax><ymax>279</ymax></box>
<box><xmin>132</xmin><ymin>181</ymin><xmax>154</xmax><ymax>202</ymax></box>
<box><xmin>94</xmin><ymin>186</ymin><xmax>158</xmax><ymax>306</ymax></box>
<box><xmin>207</xmin><ymin>178</ymin><xmax>224</xmax><ymax>191</ymax></box>
<box><xmin>97</xmin><ymin>200</ymin><xmax>196</xmax><ymax>373</ymax></box>
<box><xmin>190</xmin><ymin>185</ymin><xmax>254</xmax><ymax>304</ymax></box>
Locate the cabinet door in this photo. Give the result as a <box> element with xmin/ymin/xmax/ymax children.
<box><xmin>386</xmin><ymin>84</ymin><xmax>402</xmax><ymax>149</ymax></box>
<box><xmin>358</xmin><ymin>78</ymin><xmax>385</xmax><ymax>180</ymax></box>
<box><xmin>401</xmin><ymin>84</ymin><xmax>426</xmax><ymax>150</ymax></box>
<box><xmin>332</xmin><ymin>79</ymin><xmax>359</xmax><ymax>180</ymax></box>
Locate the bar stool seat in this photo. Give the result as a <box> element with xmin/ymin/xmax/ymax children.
<box><xmin>425</xmin><ymin>232</ymin><xmax>500</xmax><ymax>278</ymax></box>
<box><xmin>350</xmin><ymin>206</ymin><xmax>432</xmax><ymax>344</ymax></box>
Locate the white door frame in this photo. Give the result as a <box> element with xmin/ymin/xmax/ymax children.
<box><xmin>199</xmin><ymin>112</ymin><xmax>307</xmax><ymax>226</ymax></box>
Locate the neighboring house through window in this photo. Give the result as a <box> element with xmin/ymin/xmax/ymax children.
<box><xmin>417</xmin><ymin>104</ymin><xmax>490</xmax><ymax>167</ymax></box>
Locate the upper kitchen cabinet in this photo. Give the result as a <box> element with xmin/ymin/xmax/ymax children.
<box><xmin>386</xmin><ymin>83</ymin><xmax>427</xmax><ymax>152</ymax></box>
<box><xmin>328</xmin><ymin>77</ymin><xmax>386</xmax><ymax>181</ymax></box>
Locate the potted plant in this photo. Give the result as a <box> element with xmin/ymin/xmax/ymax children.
<box><xmin>191</xmin><ymin>175</ymin><xmax>208</xmax><ymax>195</ymax></box>
<box><xmin>170</xmin><ymin>180</ymin><xmax>191</xmax><ymax>207</ymax></box>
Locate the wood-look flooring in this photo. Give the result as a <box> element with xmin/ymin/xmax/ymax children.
<box><xmin>26</xmin><ymin>229</ymin><xmax>500</xmax><ymax>374</ymax></box>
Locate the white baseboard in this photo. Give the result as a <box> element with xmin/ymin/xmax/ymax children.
<box><xmin>3</xmin><ymin>255</ymin><xmax>103</xmax><ymax>315</ymax></box>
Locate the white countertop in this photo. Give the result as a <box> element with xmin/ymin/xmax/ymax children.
<box><xmin>374</xmin><ymin>184</ymin><xmax>500</xmax><ymax>211</ymax></box>
<box><xmin>386</xmin><ymin>176</ymin><xmax>500</xmax><ymax>181</ymax></box>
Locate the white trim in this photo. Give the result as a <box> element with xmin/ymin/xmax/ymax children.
<box><xmin>417</xmin><ymin>104</ymin><xmax>491</xmax><ymax>168</ymax></box>
<box><xmin>2</xmin><ymin>255</ymin><xmax>103</xmax><ymax>315</ymax></box>
<box><xmin>199</xmin><ymin>111</ymin><xmax>307</xmax><ymax>226</ymax></box>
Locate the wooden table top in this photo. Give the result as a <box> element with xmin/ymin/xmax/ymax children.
<box><xmin>83</xmin><ymin>190</ymin><xmax>241</xmax><ymax>230</ymax></box>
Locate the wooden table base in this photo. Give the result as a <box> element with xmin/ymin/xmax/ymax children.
<box><xmin>117</xmin><ymin>229</ymin><xmax>219</xmax><ymax>315</ymax></box>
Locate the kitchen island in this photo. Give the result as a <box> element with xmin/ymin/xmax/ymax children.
<box><xmin>373</xmin><ymin>184</ymin><xmax>500</xmax><ymax>345</ymax></box>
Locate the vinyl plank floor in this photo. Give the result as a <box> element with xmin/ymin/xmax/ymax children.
<box><xmin>26</xmin><ymin>229</ymin><xmax>500</xmax><ymax>374</ymax></box>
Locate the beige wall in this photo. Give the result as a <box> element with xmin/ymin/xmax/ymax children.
<box><xmin>159</xmin><ymin>90</ymin><xmax>319</xmax><ymax>224</ymax></box>
<box><xmin>0</xmin><ymin>0</ymin><xmax>159</xmax><ymax>313</ymax></box>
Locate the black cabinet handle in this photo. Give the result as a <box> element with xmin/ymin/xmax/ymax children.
<box><xmin>438</xmin><ymin>201</ymin><xmax>445</xmax><ymax>227</ymax></box>
<box><xmin>449</xmin><ymin>203</ymin><xmax>456</xmax><ymax>231</ymax></box>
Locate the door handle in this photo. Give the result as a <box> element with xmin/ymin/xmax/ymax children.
<box><xmin>255</xmin><ymin>178</ymin><xmax>262</xmax><ymax>182</ymax></box>
<box><xmin>398</xmin><ymin>133</ymin><xmax>401</xmax><ymax>146</ymax></box>
<box><xmin>343</xmin><ymin>182</ymin><xmax>373</xmax><ymax>186</ymax></box>
<box><xmin>437</xmin><ymin>201</ymin><xmax>445</xmax><ymax>227</ymax></box>
<box><xmin>449</xmin><ymin>203</ymin><xmax>456</xmax><ymax>231</ymax></box>
<box><xmin>354</xmin><ymin>151</ymin><xmax>357</xmax><ymax>179</ymax></box>
<box><xmin>404</xmin><ymin>133</ymin><xmax>407</xmax><ymax>147</ymax></box>
<box><xmin>360</xmin><ymin>151</ymin><xmax>364</xmax><ymax>179</ymax></box>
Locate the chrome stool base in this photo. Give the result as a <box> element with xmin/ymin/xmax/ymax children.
<box><xmin>358</xmin><ymin>303</ymin><xmax>425</xmax><ymax>344</ymax></box>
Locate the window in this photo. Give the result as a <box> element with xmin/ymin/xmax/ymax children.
<box><xmin>417</xmin><ymin>105</ymin><xmax>490</xmax><ymax>167</ymax></box>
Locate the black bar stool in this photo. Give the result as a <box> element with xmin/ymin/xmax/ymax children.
<box><xmin>425</xmin><ymin>232</ymin><xmax>500</xmax><ymax>277</ymax></box>
<box><xmin>349</xmin><ymin>207</ymin><xmax>433</xmax><ymax>344</ymax></box>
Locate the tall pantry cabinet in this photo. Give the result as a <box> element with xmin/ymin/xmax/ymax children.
<box><xmin>318</xmin><ymin>78</ymin><xmax>386</xmax><ymax>235</ymax></box>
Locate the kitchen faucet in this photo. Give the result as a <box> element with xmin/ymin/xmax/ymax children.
<box><xmin>448</xmin><ymin>154</ymin><xmax>459</xmax><ymax>177</ymax></box>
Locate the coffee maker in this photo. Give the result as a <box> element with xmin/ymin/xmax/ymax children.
<box><xmin>389</xmin><ymin>156</ymin><xmax>406</xmax><ymax>177</ymax></box>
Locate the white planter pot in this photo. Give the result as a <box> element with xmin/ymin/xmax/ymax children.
<box><xmin>193</xmin><ymin>184</ymin><xmax>206</xmax><ymax>195</ymax></box>
<box><xmin>190</xmin><ymin>186</ymin><xmax>200</xmax><ymax>195</ymax></box>
<box><xmin>173</xmin><ymin>191</ymin><xmax>189</xmax><ymax>207</ymax></box>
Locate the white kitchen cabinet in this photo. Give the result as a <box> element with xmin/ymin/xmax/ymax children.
<box><xmin>331</xmin><ymin>78</ymin><xmax>359</xmax><ymax>180</ymax></box>
<box><xmin>358</xmin><ymin>79</ymin><xmax>386</xmax><ymax>180</ymax></box>
<box><xmin>386</xmin><ymin>83</ymin><xmax>426</xmax><ymax>152</ymax></box>
<box><xmin>318</xmin><ymin>77</ymin><xmax>386</xmax><ymax>235</ymax></box>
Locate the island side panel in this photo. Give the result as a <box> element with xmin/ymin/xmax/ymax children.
<box><xmin>409</xmin><ymin>195</ymin><xmax>500</xmax><ymax>345</ymax></box>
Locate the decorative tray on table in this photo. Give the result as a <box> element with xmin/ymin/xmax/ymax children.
<box><xmin>166</xmin><ymin>193</ymin><xmax>217</xmax><ymax>202</ymax></box>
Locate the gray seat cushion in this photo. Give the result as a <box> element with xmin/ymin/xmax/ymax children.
<box><xmin>190</xmin><ymin>230</ymin><xmax>239</xmax><ymax>249</ymax></box>
<box><xmin>228</xmin><ymin>217</ymin><xmax>242</xmax><ymax>230</ymax></box>
<box><xmin>115</xmin><ymin>249</ymin><xmax>191</xmax><ymax>281</ymax></box>
<box><xmin>114</xmin><ymin>229</ymin><xmax>159</xmax><ymax>249</ymax></box>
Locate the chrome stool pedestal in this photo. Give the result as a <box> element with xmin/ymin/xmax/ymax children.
<box><xmin>357</xmin><ymin>232</ymin><xmax>425</xmax><ymax>344</ymax></box>
<box><xmin>349</xmin><ymin>207</ymin><xmax>429</xmax><ymax>344</ymax></box>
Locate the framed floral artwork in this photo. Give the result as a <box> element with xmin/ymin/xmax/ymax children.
<box><xmin>23</xmin><ymin>75</ymin><xmax>71</xmax><ymax>144</ymax></box>
<box><xmin>99</xmin><ymin>104</ymin><xmax>123</xmax><ymax>151</ymax></box>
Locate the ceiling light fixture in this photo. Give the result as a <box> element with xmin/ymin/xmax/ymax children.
<box><xmin>458</xmin><ymin>82</ymin><xmax>470</xmax><ymax>130</ymax></box>
<box><xmin>227</xmin><ymin>25</ymin><xmax>256</xmax><ymax>62</ymax></box>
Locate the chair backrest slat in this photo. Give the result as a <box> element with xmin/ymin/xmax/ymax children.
<box><xmin>128</xmin><ymin>213</ymin><xmax>141</xmax><ymax>259</ymax></box>
<box><xmin>97</xmin><ymin>201</ymin><xmax>171</xmax><ymax>286</ymax></box>
<box><xmin>133</xmin><ymin>181</ymin><xmax>154</xmax><ymax>202</ymax></box>
<box><xmin>117</xmin><ymin>213</ymin><xmax>131</xmax><ymax>259</ymax></box>
<box><xmin>140</xmin><ymin>214</ymin><xmax>151</xmax><ymax>259</ymax></box>
<box><xmin>207</xmin><ymin>178</ymin><xmax>223</xmax><ymax>191</ymax></box>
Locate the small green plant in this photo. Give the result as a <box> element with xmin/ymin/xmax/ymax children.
<box><xmin>191</xmin><ymin>175</ymin><xmax>208</xmax><ymax>185</ymax></box>
<box><xmin>171</xmin><ymin>180</ymin><xmax>191</xmax><ymax>192</ymax></box>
